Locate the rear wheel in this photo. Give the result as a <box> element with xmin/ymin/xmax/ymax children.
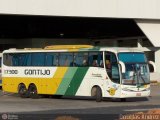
<box><xmin>91</xmin><ymin>86</ymin><xmax>102</xmax><ymax>102</ymax></box>
<box><xmin>28</xmin><ymin>84</ymin><xmax>39</xmax><ymax>99</ymax></box>
<box><xmin>18</xmin><ymin>84</ymin><xmax>29</xmax><ymax>98</ymax></box>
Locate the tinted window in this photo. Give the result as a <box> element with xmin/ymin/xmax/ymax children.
<box><xmin>45</xmin><ymin>53</ymin><xmax>58</xmax><ymax>66</ymax></box>
<box><xmin>105</xmin><ymin>52</ymin><xmax>120</xmax><ymax>84</ymax></box>
<box><xmin>4</xmin><ymin>52</ymin><xmax>93</xmax><ymax>67</ymax></box>
<box><xmin>3</xmin><ymin>53</ymin><xmax>32</xmax><ymax>66</ymax></box>
<box><xmin>32</xmin><ymin>53</ymin><xmax>46</xmax><ymax>66</ymax></box>
<box><xmin>118</xmin><ymin>53</ymin><xmax>147</xmax><ymax>63</ymax></box>
<box><xmin>59</xmin><ymin>53</ymin><xmax>73</xmax><ymax>66</ymax></box>
<box><xmin>74</xmin><ymin>52</ymin><xmax>88</xmax><ymax>67</ymax></box>
<box><xmin>89</xmin><ymin>52</ymin><xmax>103</xmax><ymax>67</ymax></box>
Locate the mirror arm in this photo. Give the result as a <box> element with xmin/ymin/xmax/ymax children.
<box><xmin>119</xmin><ymin>61</ymin><xmax>126</xmax><ymax>73</ymax></box>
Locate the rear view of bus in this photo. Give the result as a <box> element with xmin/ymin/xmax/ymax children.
<box><xmin>118</xmin><ymin>52</ymin><xmax>150</xmax><ymax>98</ymax></box>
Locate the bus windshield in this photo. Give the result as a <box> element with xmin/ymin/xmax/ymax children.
<box><xmin>118</xmin><ymin>52</ymin><xmax>150</xmax><ymax>85</ymax></box>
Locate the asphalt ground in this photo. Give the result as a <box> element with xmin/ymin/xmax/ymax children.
<box><xmin>0</xmin><ymin>85</ymin><xmax>160</xmax><ymax>120</ymax></box>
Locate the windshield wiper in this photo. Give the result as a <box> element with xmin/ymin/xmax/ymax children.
<box><xmin>140</xmin><ymin>74</ymin><xmax>146</xmax><ymax>84</ymax></box>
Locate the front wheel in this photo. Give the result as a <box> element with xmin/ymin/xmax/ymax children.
<box><xmin>91</xmin><ymin>86</ymin><xmax>102</xmax><ymax>102</ymax></box>
<box><xmin>28</xmin><ymin>84</ymin><xmax>39</xmax><ymax>99</ymax></box>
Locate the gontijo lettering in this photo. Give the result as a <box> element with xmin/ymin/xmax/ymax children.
<box><xmin>24</xmin><ymin>69</ymin><xmax>50</xmax><ymax>75</ymax></box>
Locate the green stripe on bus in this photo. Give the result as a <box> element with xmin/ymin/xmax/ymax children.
<box><xmin>56</xmin><ymin>67</ymin><xmax>78</xmax><ymax>95</ymax></box>
<box><xmin>64</xmin><ymin>67</ymin><xmax>89</xmax><ymax>96</ymax></box>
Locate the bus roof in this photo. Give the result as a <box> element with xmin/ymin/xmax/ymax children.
<box><xmin>2</xmin><ymin>45</ymin><xmax>144</xmax><ymax>54</ymax></box>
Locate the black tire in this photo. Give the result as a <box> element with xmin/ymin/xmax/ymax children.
<box><xmin>91</xmin><ymin>86</ymin><xmax>102</xmax><ymax>102</ymax></box>
<box><xmin>18</xmin><ymin>84</ymin><xmax>29</xmax><ymax>98</ymax></box>
<box><xmin>28</xmin><ymin>84</ymin><xmax>39</xmax><ymax>99</ymax></box>
<box><xmin>96</xmin><ymin>87</ymin><xmax>102</xmax><ymax>102</ymax></box>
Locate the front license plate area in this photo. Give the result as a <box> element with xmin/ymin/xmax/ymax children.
<box><xmin>136</xmin><ymin>93</ymin><xmax>141</xmax><ymax>96</ymax></box>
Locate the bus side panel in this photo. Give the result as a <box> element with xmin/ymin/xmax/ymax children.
<box><xmin>56</xmin><ymin>67</ymin><xmax>78</xmax><ymax>95</ymax></box>
<box><xmin>3</xmin><ymin>77</ymin><xmax>40</xmax><ymax>93</ymax></box>
<box><xmin>3</xmin><ymin>77</ymin><xmax>13</xmax><ymax>92</ymax></box>
<box><xmin>2</xmin><ymin>67</ymin><xmax>68</xmax><ymax>95</ymax></box>
<box><xmin>64</xmin><ymin>67</ymin><xmax>89</xmax><ymax>96</ymax></box>
<box><xmin>3</xmin><ymin>77</ymin><xmax>22</xmax><ymax>93</ymax></box>
<box><xmin>75</xmin><ymin>67</ymin><xmax>106</xmax><ymax>97</ymax></box>
<box><xmin>45</xmin><ymin>67</ymin><xmax>68</xmax><ymax>95</ymax></box>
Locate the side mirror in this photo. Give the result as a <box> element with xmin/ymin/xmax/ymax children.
<box><xmin>119</xmin><ymin>61</ymin><xmax>126</xmax><ymax>73</ymax></box>
<box><xmin>148</xmin><ymin>61</ymin><xmax>156</xmax><ymax>72</ymax></box>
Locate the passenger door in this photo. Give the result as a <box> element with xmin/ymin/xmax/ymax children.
<box><xmin>105</xmin><ymin>52</ymin><xmax>121</xmax><ymax>98</ymax></box>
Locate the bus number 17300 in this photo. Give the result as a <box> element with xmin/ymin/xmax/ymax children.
<box><xmin>4</xmin><ymin>70</ymin><xmax>18</xmax><ymax>74</ymax></box>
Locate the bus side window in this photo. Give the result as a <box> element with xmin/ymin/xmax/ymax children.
<box><xmin>89</xmin><ymin>52</ymin><xmax>103</xmax><ymax>67</ymax></box>
<box><xmin>98</xmin><ymin>52</ymin><xmax>103</xmax><ymax>68</ymax></box>
<box><xmin>4</xmin><ymin>53</ymin><xmax>32</xmax><ymax>66</ymax></box>
<box><xmin>3</xmin><ymin>54</ymin><xmax>12</xmax><ymax>66</ymax></box>
<box><xmin>12</xmin><ymin>55</ymin><xmax>19</xmax><ymax>66</ymax></box>
<box><xmin>71</xmin><ymin>54</ymin><xmax>77</xmax><ymax>66</ymax></box>
<box><xmin>32</xmin><ymin>53</ymin><xmax>46</xmax><ymax>66</ymax></box>
<box><xmin>59</xmin><ymin>53</ymin><xmax>73</xmax><ymax>66</ymax></box>
<box><xmin>74</xmin><ymin>52</ymin><xmax>88</xmax><ymax>67</ymax></box>
<box><xmin>20</xmin><ymin>53</ymin><xmax>32</xmax><ymax>66</ymax></box>
<box><xmin>100</xmin><ymin>60</ymin><xmax>104</xmax><ymax>68</ymax></box>
<box><xmin>82</xmin><ymin>53</ymin><xmax>88</xmax><ymax>66</ymax></box>
<box><xmin>46</xmin><ymin>53</ymin><xmax>58</xmax><ymax>66</ymax></box>
<box><xmin>105</xmin><ymin>53</ymin><xmax>111</xmax><ymax>79</ymax></box>
<box><xmin>89</xmin><ymin>52</ymin><xmax>98</xmax><ymax>67</ymax></box>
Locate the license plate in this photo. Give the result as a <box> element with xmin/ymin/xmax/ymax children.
<box><xmin>136</xmin><ymin>93</ymin><xmax>141</xmax><ymax>96</ymax></box>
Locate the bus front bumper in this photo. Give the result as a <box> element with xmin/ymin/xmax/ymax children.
<box><xmin>121</xmin><ymin>89</ymin><xmax>150</xmax><ymax>98</ymax></box>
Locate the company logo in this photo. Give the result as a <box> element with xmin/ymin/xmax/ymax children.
<box><xmin>2</xmin><ymin>114</ymin><xmax>8</xmax><ymax>120</ymax></box>
<box><xmin>1</xmin><ymin>114</ymin><xmax>18</xmax><ymax>120</ymax></box>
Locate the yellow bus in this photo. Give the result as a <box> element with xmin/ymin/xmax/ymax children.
<box><xmin>2</xmin><ymin>45</ymin><xmax>151</xmax><ymax>102</ymax></box>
